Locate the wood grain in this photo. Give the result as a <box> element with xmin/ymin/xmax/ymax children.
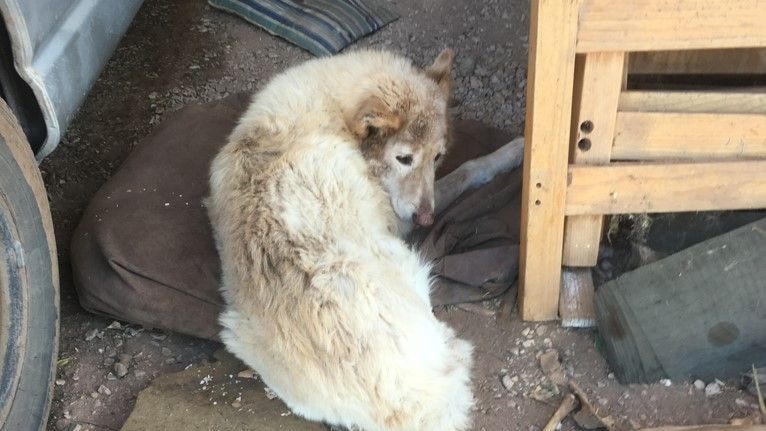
<box><xmin>519</xmin><ymin>0</ymin><xmax>579</xmax><ymax>321</ymax></box>
<box><xmin>619</xmin><ymin>91</ymin><xmax>766</xmax><ymax>114</ymax></box>
<box><xmin>562</xmin><ymin>52</ymin><xmax>624</xmax><ymax>266</ymax></box>
<box><xmin>577</xmin><ymin>0</ymin><xmax>766</xmax><ymax>52</ymax></box>
<box><xmin>566</xmin><ymin>161</ymin><xmax>766</xmax><ymax>215</ymax></box>
<box><xmin>612</xmin><ymin>112</ymin><xmax>766</xmax><ymax>161</ymax></box>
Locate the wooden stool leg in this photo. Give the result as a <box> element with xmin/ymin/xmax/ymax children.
<box><xmin>562</xmin><ymin>52</ymin><xmax>626</xmax><ymax>267</ymax></box>
<box><xmin>519</xmin><ymin>0</ymin><xmax>579</xmax><ymax>321</ymax></box>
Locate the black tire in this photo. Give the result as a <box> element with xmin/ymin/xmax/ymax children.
<box><xmin>0</xmin><ymin>99</ymin><xmax>58</xmax><ymax>431</ymax></box>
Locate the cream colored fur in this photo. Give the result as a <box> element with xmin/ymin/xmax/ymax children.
<box><xmin>207</xmin><ymin>49</ymin><xmax>474</xmax><ymax>431</ymax></box>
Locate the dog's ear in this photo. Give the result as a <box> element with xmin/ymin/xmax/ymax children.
<box><xmin>426</xmin><ymin>48</ymin><xmax>454</xmax><ymax>96</ymax></box>
<box><xmin>345</xmin><ymin>96</ymin><xmax>403</xmax><ymax>139</ymax></box>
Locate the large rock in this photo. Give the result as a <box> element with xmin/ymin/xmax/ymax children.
<box><xmin>121</xmin><ymin>350</ymin><xmax>325</xmax><ymax>431</ymax></box>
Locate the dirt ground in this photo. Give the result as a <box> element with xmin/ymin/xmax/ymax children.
<box><xmin>38</xmin><ymin>1</ymin><xmax>761</xmax><ymax>430</ymax></box>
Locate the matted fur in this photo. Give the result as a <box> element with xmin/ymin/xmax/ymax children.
<box><xmin>207</xmin><ymin>49</ymin><xmax>474</xmax><ymax>431</ymax></box>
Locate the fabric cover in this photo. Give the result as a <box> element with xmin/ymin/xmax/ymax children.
<box><xmin>208</xmin><ymin>0</ymin><xmax>398</xmax><ymax>57</ymax></box>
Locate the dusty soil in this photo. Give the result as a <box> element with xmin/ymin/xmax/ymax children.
<box><xmin>38</xmin><ymin>0</ymin><xmax>761</xmax><ymax>430</ymax></box>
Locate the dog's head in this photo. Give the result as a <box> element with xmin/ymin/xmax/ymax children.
<box><xmin>345</xmin><ymin>49</ymin><xmax>454</xmax><ymax>227</ymax></box>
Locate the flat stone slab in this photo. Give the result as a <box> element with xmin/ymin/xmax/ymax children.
<box><xmin>121</xmin><ymin>349</ymin><xmax>325</xmax><ymax>431</ymax></box>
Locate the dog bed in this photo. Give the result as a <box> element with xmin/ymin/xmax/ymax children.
<box><xmin>71</xmin><ymin>94</ymin><xmax>521</xmax><ymax>340</ymax></box>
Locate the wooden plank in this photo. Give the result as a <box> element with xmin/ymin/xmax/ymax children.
<box><xmin>612</xmin><ymin>112</ymin><xmax>766</xmax><ymax>160</ymax></box>
<box><xmin>518</xmin><ymin>0</ymin><xmax>579</xmax><ymax>321</ymax></box>
<box><xmin>565</xmin><ymin>160</ymin><xmax>766</xmax><ymax>215</ymax></box>
<box><xmin>559</xmin><ymin>268</ymin><xmax>597</xmax><ymax>328</ymax></box>
<box><xmin>619</xmin><ymin>91</ymin><xmax>766</xmax><ymax>114</ymax></box>
<box><xmin>562</xmin><ymin>52</ymin><xmax>624</xmax><ymax>267</ymax></box>
<box><xmin>577</xmin><ymin>0</ymin><xmax>766</xmax><ymax>52</ymax></box>
<box><xmin>630</xmin><ymin>49</ymin><xmax>766</xmax><ymax>75</ymax></box>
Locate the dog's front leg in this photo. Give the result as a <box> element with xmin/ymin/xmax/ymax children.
<box><xmin>435</xmin><ymin>136</ymin><xmax>524</xmax><ymax>213</ymax></box>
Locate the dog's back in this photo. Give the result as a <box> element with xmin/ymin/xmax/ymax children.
<box><xmin>208</xmin><ymin>50</ymin><xmax>473</xmax><ymax>431</ymax></box>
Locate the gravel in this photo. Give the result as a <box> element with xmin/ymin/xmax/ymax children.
<box><xmin>114</xmin><ymin>363</ymin><xmax>129</xmax><ymax>379</ymax></box>
<box><xmin>705</xmin><ymin>382</ymin><xmax>722</xmax><ymax>397</ymax></box>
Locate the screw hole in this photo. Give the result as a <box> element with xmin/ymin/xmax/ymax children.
<box><xmin>580</xmin><ymin>120</ymin><xmax>594</xmax><ymax>133</ymax></box>
<box><xmin>578</xmin><ymin>138</ymin><xmax>592</xmax><ymax>152</ymax></box>
<box><xmin>535</xmin><ymin>182</ymin><xmax>542</xmax><ymax>189</ymax></box>
<box><xmin>535</xmin><ymin>199</ymin><xmax>541</xmax><ymax>206</ymax></box>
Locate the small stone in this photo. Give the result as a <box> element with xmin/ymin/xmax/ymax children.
<box><xmin>103</xmin><ymin>358</ymin><xmax>115</xmax><ymax>367</ymax></box>
<box><xmin>134</xmin><ymin>370</ymin><xmax>147</xmax><ymax>378</ymax></box>
<box><xmin>118</xmin><ymin>353</ymin><xmax>132</xmax><ymax>365</ymax></box>
<box><xmin>148</xmin><ymin>92</ymin><xmax>158</xmax><ymax>100</ymax></box>
<box><xmin>161</xmin><ymin>347</ymin><xmax>173</xmax><ymax>357</ymax></box>
<box><xmin>539</xmin><ymin>349</ymin><xmax>567</xmax><ymax>385</ymax></box>
<box><xmin>90</xmin><ymin>392</ymin><xmax>99</xmax><ymax>399</ymax></box>
<box><xmin>55</xmin><ymin>418</ymin><xmax>69</xmax><ymax>431</ymax></box>
<box><xmin>735</xmin><ymin>398</ymin><xmax>750</xmax><ymax>408</ymax></box>
<box><xmin>535</xmin><ymin>325</ymin><xmax>548</xmax><ymax>336</ymax></box>
<box><xmin>522</xmin><ymin>339</ymin><xmax>535</xmax><ymax>348</ymax></box>
<box><xmin>114</xmin><ymin>362</ymin><xmax>129</xmax><ymax>378</ymax></box>
<box><xmin>237</xmin><ymin>369</ymin><xmax>256</xmax><ymax>379</ymax></box>
<box><xmin>660</xmin><ymin>378</ymin><xmax>672</xmax><ymax>387</ymax></box>
<box><xmin>501</xmin><ymin>374</ymin><xmax>515</xmax><ymax>391</ymax></box>
<box><xmin>151</xmin><ymin>333</ymin><xmax>168</xmax><ymax>341</ymax></box>
<box><xmin>98</xmin><ymin>385</ymin><xmax>112</xmax><ymax>396</ymax></box>
<box><xmin>164</xmin><ymin>357</ymin><xmax>175</xmax><ymax>364</ymax></box>
<box><xmin>106</xmin><ymin>321</ymin><xmax>122</xmax><ymax>330</ymax></box>
<box><xmin>104</xmin><ymin>346</ymin><xmax>117</xmax><ymax>358</ymax></box>
<box><xmin>106</xmin><ymin>372</ymin><xmax>117</xmax><ymax>381</ymax></box>
<box><xmin>73</xmin><ymin>425</ymin><xmax>83</xmax><ymax>431</ymax></box>
<box><xmin>521</xmin><ymin>327</ymin><xmax>531</xmax><ymax>337</ymax></box>
<box><xmin>84</xmin><ymin>328</ymin><xmax>99</xmax><ymax>341</ymax></box>
<box><xmin>55</xmin><ymin>379</ymin><xmax>65</xmax><ymax>386</ymax></box>
<box><xmin>607</xmin><ymin>373</ymin><xmax>615</xmax><ymax>380</ymax></box>
<box><xmin>705</xmin><ymin>382</ymin><xmax>722</xmax><ymax>397</ymax></box>
<box><xmin>264</xmin><ymin>387</ymin><xmax>277</xmax><ymax>400</ymax></box>
<box><xmin>693</xmin><ymin>379</ymin><xmax>706</xmax><ymax>391</ymax></box>
<box><xmin>231</xmin><ymin>401</ymin><xmax>242</xmax><ymax>409</ymax></box>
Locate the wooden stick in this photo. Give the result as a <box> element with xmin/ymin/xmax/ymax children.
<box><xmin>569</xmin><ymin>380</ymin><xmax>616</xmax><ymax>431</ymax></box>
<box><xmin>542</xmin><ymin>394</ymin><xmax>577</xmax><ymax>431</ymax></box>
<box><xmin>754</xmin><ymin>365</ymin><xmax>766</xmax><ymax>417</ymax></box>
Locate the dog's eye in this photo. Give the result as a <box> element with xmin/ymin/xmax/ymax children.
<box><xmin>435</xmin><ymin>153</ymin><xmax>442</xmax><ymax>162</ymax></box>
<box><xmin>396</xmin><ymin>155</ymin><xmax>413</xmax><ymax>166</ymax></box>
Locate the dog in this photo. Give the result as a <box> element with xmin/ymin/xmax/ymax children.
<box><xmin>207</xmin><ymin>48</ymin><xmax>524</xmax><ymax>431</ymax></box>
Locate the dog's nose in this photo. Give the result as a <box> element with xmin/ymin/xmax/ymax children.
<box><xmin>413</xmin><ymin>211</ymin><xmax>434</xmax><ymax>227</ymax></box>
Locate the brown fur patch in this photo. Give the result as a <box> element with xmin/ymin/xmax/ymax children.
<box><xmin>345</xmin><ymin>95</ymin><xmax>404</xmax><ymax>139</ymax></box>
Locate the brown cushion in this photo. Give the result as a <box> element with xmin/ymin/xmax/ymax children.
<box><xmin>71</xmin><ymin>95</ymin><xmax>520</xmax><ymax>340</ymax></box>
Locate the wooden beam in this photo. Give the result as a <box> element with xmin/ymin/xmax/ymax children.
<box><xmin>562</xmin><ymin>52</ymin><xmax>625</xmax><ymax>267</ymax></box>
<box><xmin>577</xmin><ymin>0</ymin><xmax>766</xmax><ymax>52</ymax></box>
<box><xmin>619</xmin><ymin>91</ymin><xmax>766</xmax><ymax>114</ymax></box>
<box><xmin>612</xmin><ymin>112</ymin><xmax>766</xmax><ymax>160</ymax></box>
<box><xmin>518</xmin><ymin>0</ymin><xmax>579</xmax><ymax>321</ymax></box>
<box><xmin>565</xmin><ymin>161</ymin><xmax>766</xmax><ymax>215</ymax></box>
<box><xmin>629</xmin><ymin>48</ymin><xmax>766</xmax><ymax>75</ymax></box>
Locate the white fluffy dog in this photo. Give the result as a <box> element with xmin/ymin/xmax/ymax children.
<box><xmin>207</xmin><ymin>48</ymin><xmax>475</xmax><ymax>431</ymax></box>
